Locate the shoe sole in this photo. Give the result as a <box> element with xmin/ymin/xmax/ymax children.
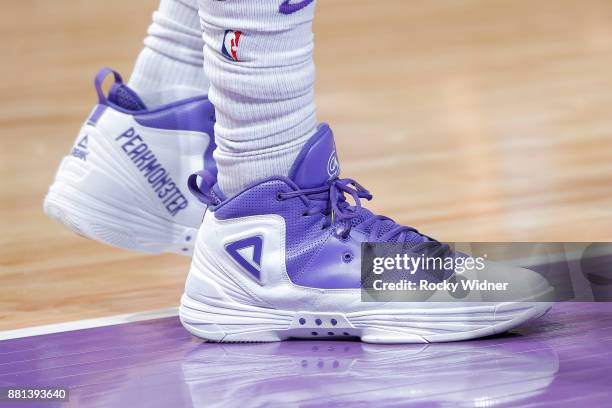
<box><xmin>179</xmin><ymin>290</ymin><xmax>553</xmax><ymax>344</ymax></box>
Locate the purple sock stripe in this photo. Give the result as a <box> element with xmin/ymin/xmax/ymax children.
<box><xmin>278</xmin><ymin>0</ymin><xmax>315</xmax><ymax>15</ymax></box>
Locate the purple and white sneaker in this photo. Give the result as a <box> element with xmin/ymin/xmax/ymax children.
<box><xmin>180</xmin><ymin>124</ymin><xmax>553</xmax><ymax>343</ymax></box>
<box><xmin>43</xmin><ymin>68</ymin><xmax>216</xmax><ymax>256</ymax></box>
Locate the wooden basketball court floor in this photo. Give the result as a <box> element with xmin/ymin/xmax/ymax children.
<box><xmin>1</xmin><ymin>1</ymin><xmax>612</xmax><ymax>406</ymax></box>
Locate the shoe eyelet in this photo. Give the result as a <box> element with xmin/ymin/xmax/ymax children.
<box><xmin>336</xmin><ymin>233</ymin><xmax>350</xmax><ymax>242</ymax></box>
<box><xmin>342</xmin><ymin>251</ymin><xmax>354</xmax><ymax>263</ymax></box>
<box><xmin>276</xmin><ymin>191</ymin><xmax>284</xmax><ymax>201</ymax></box>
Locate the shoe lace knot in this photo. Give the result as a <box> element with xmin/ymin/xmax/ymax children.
<box><xmin>188</xmin><ymin>170</ymin><xmax>448</xmax><ymax>254</ymax></box>
<box><xmin>280</xmin><ymin>177</ymin><xmax>429</xmax><ymax>244</ymax></box>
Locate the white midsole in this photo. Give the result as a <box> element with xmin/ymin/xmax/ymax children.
<box><xmin>179</xmin><ymin>286</ymin><xmax>553</xmax><ymax>344</ymax></box>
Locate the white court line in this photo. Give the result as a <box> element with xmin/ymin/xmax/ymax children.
<box><xmin>0</xmin><ymin>307</ymin><xmax>178</xmax><ymax>341</ymax></box>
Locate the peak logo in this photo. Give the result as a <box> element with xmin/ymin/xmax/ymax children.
<box><xmin>70</xmin><ymin>133</ymin><xmax>89</xmax><ymax>161</ymax></box>
<box><xmin>222</xmin><ymin>30</ymin><xmax>242</xmax><ymax>61</ymax></box>
<box><xmin>226</xmin><ymin>236</ymin><xmax>263</xmax><ymax>280</ymax></box>
<box><xmin>327</xmin><ymin>150</ymin><xmax>339</xmax><ymax>178</ymax></box>
<box><xmin>279</xmin><ymin>0</ymin><xmax>314</xmax><ymax>15</ymax></box>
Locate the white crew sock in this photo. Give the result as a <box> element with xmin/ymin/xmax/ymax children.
<box><xmin>198</xmin><ymin>0</ymin><xmax>318</xmax><ymax>197</ymax></box>
<box><xmin>128</xmin><ymin>0</ymin><xmax>209</xmax><ymax>107</ymax></box>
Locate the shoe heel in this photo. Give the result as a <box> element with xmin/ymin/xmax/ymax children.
<box><xmin>179</xmin><ymin>292</ymin><xmax>294</xmax><ymax>342</ymax></box>
<box><xmin>44</xmin><ymin>116</ymin><xmax>201</xmax><ymax>255</ymax></box>
<box><xmin>44</xmin><ymin>178</ymin><xmax>197</xmax><ymax>255</ymax></box>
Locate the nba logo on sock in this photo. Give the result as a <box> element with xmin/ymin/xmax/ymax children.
<box><xmin>222</xmin><ymin>30</ymin><xmax>242</xmax><ymax>61</ymax></box>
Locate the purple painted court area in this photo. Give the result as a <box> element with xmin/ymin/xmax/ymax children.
<box><xmin>1</xmin><ymin>303</ymin><xmax>610</xmax><ymax>408</ymax></box>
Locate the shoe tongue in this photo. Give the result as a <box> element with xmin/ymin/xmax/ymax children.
<box><xmin>288</xmin><ymin>124</ymin><xmax>340</xmax><ymax>188</ymax></box>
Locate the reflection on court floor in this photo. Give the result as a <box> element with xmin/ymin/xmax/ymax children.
<box><xmin>1</xmin><ymin>303</ymin><xmax>610</xmax><ymax>407</ymax></box>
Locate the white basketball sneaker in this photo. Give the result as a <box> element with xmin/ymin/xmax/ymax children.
<box><xmin>180</xmin><ymin>124</ymin><xmax>553</xmax><ymax>343</ymax></box>
<box><xmin>44</xmin><ymin>68</ymin><xmax>216</xmax><ymax>256</ymax></box>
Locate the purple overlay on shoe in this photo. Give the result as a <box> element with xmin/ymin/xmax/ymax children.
<box><xmin>188</xmin><ymin>127</ymin><xmax>612</xmax><ymax>297</ymax></box>
<box><xmin>225</xmin><ymin>236</ymin><xmax>263</xmax><ymax>280</ymax></box>
<box><xmin>1</xmin><ymin>302</ymin><xmax>611</xmax><ymax>407</ymax></box>
<box><xmin>92</xmin><ymin>67</ymin><xmax>215</xmax><ymax>134</ymax></box>
<box><xmin>288</xmin><ymin>123</ymin><xmax>340</xmax><ymax>188</ymax></box>
<box><xmin>133</xmin><ymin>98</ymin><xmax>217</xmax><ymax>179</ymax></box>
<box><xmin>90</xmin><ymin>67</ymin><xmax>218</xmax><ymax>185</ymax></box>
<box><xmin>134</xmin><ymin>98</ymin><xmax>215</xmax><ymax>135</ymax></box>
<box><xmin>189</xmin><ymin>125</ymin><xmax>431</xmax><ymax>289</ymax></box>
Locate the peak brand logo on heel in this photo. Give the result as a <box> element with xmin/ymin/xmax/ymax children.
<box><xmin>70</xmin><ymin>133</ymin><xmax>89</xmax><ymax>161</ymax></box>
<box><xmin>115</xmin><ymin>128</ymin><xmax>189</xmax><ymax>216</ymax></box>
